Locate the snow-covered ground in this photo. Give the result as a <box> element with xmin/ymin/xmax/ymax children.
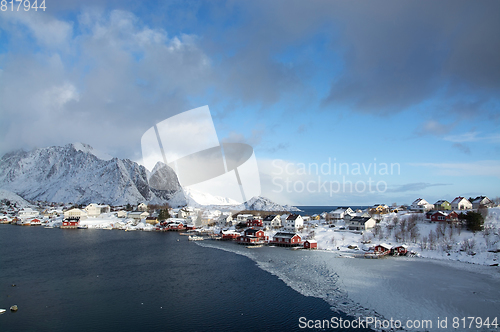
<box><xmin>198</xmin><ymin>237</ymin><xmax>500</xmax><ymax>331</ymax></box>
<box><xmin>306</xmin><ymin>208</ymin><xmax>500</xmax><ymax>266</ymax></box>
<box><xmin>0</xmin><ymin>188</ymin><xmax>32</xmax><ymax>208</ymax></box>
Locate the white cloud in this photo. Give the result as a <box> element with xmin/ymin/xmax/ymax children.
<box><xmin>0</xmin><ymin>9</ymin><xmax>213</xmax><ymax>158</ymax></box>
<box><xmin>1</xmin><ymin>11</ymin><xmax>73</xmax><ymax>49</ymax></box>
<box><xmin>410</xmin><ymin>160</ymin><xmax>500</xmax><ymax>178</ymax></box>
<box><xmin>444</xmin><ymin>131</ymin><xmax>500</xmax><ymax>143</ymax></box>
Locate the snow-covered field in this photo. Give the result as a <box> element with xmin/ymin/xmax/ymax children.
<box><xmin>44</xmin><ymin>214</ymin><xmax>155</xmax><ymax>231</ymax></box>
<box><xmin>308</xmin><ymin>208</ymin><xmax>500</xmax><ymax>266</ymax></box>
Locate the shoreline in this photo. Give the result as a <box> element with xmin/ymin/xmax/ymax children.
<box><xmin>197</xmin><ymin>239</ymin><xmax>500</xmax><ymax>332</ymax></box>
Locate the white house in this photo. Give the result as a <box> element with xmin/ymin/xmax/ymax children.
<box><xmin>178</xmin><ymin>207</ymin><xmax>199</xmax><ymax>219</ymax></box>
<box><xmin>18</xmin><ymin>208</ymin><xmax>39</xmax><ymax>219</ymax></box>
<box><xmin>330</xmin><ymin>207</ymin><xmax>354</xmax><ymax>220</ymax></box>
<box><xmin>236</xmin><ymin>214</ymin><xmax>253</xmax><ymax>223</ymax></box>
<box><xmin>347</xmin><ymin>216</ymin><xmax>376</xmax><ymax>231</ymax></box>
<box><xmin>471</xmin><ymin>196</ymin><xmax>494</xmax><ymax>209</ymax></box>
<box><xmin>263</xmin><ymin>214</ymin><xmax>281</xmax><ymax>229</ymax></box>
<box><xmin>63</xmin><ymin>208</ymin><xmax>87</xmax><ymax>220</ymax></box>
<box><xmin>410</xmin><ymin>198</ymin><xmax>434</xmax><ymax>212</ymax></box>
<box><xmin>217</xmin><ymin>213</ymin><xmax>233</xmax><ymax>227</ymax></box>
<box><xmin>201</xmin><ymin>210</ymin><xmax>221</xmax><ymax>226</ymax></box>
<box><xmin>450</xmin><ymin>197</ymin><xmax>472</xmax><ymax>210</ymax></box>
<box><xmin>137</xmin><ymin>203</ymin><xmax>148</xmax><ymax>212</ymax></box>
<box><xmin>284</xmin><ymin>214</ymin><xmax>304</xmax><ymax>232</ymax></box>
<box><xmin>116</xmin><ymin>211</ymin><xmax>128</xmax><ymax>218</ymax></box>
<box><xmin>85</xmin><ymin>204</ymin><xmax>111</xmax><ymax>217</ymax></box>
<box><xmin>128</xmin><ymin>211</ymin><xmax>149</xmax><ymax>221</ymax></box>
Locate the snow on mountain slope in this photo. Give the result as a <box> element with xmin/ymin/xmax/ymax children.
<box><xmin>0</xmin><ymin>144</ymin><xmax>181</xmax><ymax>205</ymax></box>
<box><xmin>71</xmin><ymin>142</ymin><xmax>113</xmax><ymax>161</ymax></box>
<box><xmin>0</xmin><ymin>143</ymin><xmax>298</xmax><ymax>211</ymax></box>
<box><xmin>234</xmin><ymin>196</ymin><xmax>301</xmax><ymax>212</ymax></box>
<box><xmin>0</xmin><ymin>188</ymin><xmax>31</xmax><ymax>207</ymax></box>
<box><xmin>168</xmin><ymin>188</ymin><xmax>241</xmax><ymax>208</ymax></box>
<box><xmin>167</xmin><ymin>189</ymin><xmax>299</xmax><ymax>211</ymax></box>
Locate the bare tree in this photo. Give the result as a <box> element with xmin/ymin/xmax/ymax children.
<box><xmin>460</xmin><ymin>238</ymin><xmax>476</xmax><ymax>253</ymax></box>
<box><xmin>478</xmin><ymin>206</ymin><xmax>489</xmax><ymax>220</ymax></box>
<box><xmin>428</xmin><ymin>230</ymin><xmax>436</xmax><ymax>250</ymax></box>
<box><xmin>378</xmin><ymin>228</ymin><xmax>385</xmax><ymax>241</ymax></box>
<box><xmin>420</xmin><ymin>236</ymin><xmax>428</xmax><ymax>250</ymax></box>
<box><xmin>410</xmin><ymin>226</ymin><xmax>420</xmax><ymax>243</ymax></box>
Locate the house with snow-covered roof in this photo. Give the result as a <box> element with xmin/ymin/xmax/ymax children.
<box><xmin>137</xmin><ymin>203</ymin><xmax>148</xmax><ymax>212</ymax></box>
<box><xmin>374</xmin><ymin>243</ymin><xmax>392</xmax><ymax>254</ymax></box>
<box><xmin>471</xmin><ymin>196</ymin><xmax>494</xmax><ymax>209</ymax></box>
<box><xmin>450</xmin><ymin>197</ymin><xmax>472</xmax><ymax>210</ymax></box>
<box><xmin>371</xmin><ymin>204</ymin><xmax>389</xmax><ymax>214</ymax></box>
<box><xmin>284</xmin><ymin>214</ymin><xmax>303</xmax><ymax>232</ymax></box>
<box><xmin>63</xmin><ymin>208</ymin><xmax>87</xmax><ymax>220</ymax></box>
<box><xmin>85</xmin><ymin>203</ymin><xmax>111</xmax><ymax>217</ymax></box>
<box><xmin>330</xmin><ymin>207</ymin><xmax>354</xmax><ymax>220</ymax></box>
<box><xmin>433</xmin><ymin>200</ymin><xmax>451</xmax><ymax>211</ymax></box>
<box><xmin>236</xmin><ymin>214</ymin><xmax>253</xmax><ymax>222</ymax></box>
<box><xmin>263</xmin><ymin>214</ymin><xmax>281</xmax><ymax>229</ymax></box>
<box><xmin>18</xmin><ymin>208</ymin><xmax>39</xmax><ymax>219</ymax></box>
<box><xmin>128</xmin><ymin>211</ymin><xmax>149</xmax><ymax>221</ymax></box>
<box><xmin>347</xmin><ymin>216</ymin><xmax>376</xmax><ymax>231</ymax></box>
<box><xmin>270</xmin><ymin>232</ymin><xmax>302</xmax><ymax>246</ymax></box>
<box><xmin>304</xmin><ymin>240</ymin><xmax>317</xmax><ymax>249</ymax></box>
<box><xmin>410</xmin><ymin>198</ymin><xmax>434</xmax><ymax>212</ymax></box>
<box><xmin>430</xmin><ymin>211</ymin><xmax>459</xmax><ymax>223</ymax></box>
<box><xmin>217</xmin><ymin>213</ymin><xmax>234</xmax><ymax>227</ymax></box>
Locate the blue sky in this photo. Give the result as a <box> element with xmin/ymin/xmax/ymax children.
<box><xmin>0</xmin><ymin>0</ymin><xmax>499</xmax><ymax>206</ymax></box>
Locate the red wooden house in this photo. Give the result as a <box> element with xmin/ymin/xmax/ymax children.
<box><xmin>237</xmin><ymin>228</ymin><xmax>268</xmax><ymax>244</ymax></box>
<box><xmin>246</xmin><ymin>218</ymin><xmax>263</xmax><ymax>228</ymax></box>
<box><xmin>61</xmin><ymin>218</ymin><xmax>79</xmax><ymax>228</ymax></box>
<box><xmin>237</xmin><ymin>235</ymin><xmax>262</xmax><ymax>244</ymax></box>
<box><xmin>221</xmin><ymin>230</ymin><xmax>241</xmax><ymax>240</ymax></box>
<box><xmin>304</xmin><ymin>240</ymin><xmax>317</xmax><ymax>249</ymax></box>
<box><xmin>167</xmin><ymin>222</ymin><xmax>185</xmax><ymax>231</ymax></box>
<box><xmin>392</xmin><ymin>245</ymin><xmax>408</xmax><ymax>256</ymax></box>
<box><xmin>244</xmin><ymin>228</ymin><xmax>267</xmax><ymax>240</ymax></box>
<box><xmin>30</xmin><ymin>218</ymin><xmax>42</xmax><ymax>226</ymax></box>
<box><xmin>374</xmin><ymin>243</ymin><xmax>392</xmax><ymax>255</ymax></box>
<box><xmin>430</xmin><ymin>211</ymin><xmax>459</xmax><ymax>223</ymax></box>
<box><xmin>270</xmin><ymin>232</ymin><xmax>302</xmax><ymax>247</ymax></box>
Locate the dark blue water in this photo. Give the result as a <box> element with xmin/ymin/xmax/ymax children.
<box><xmin>296</xmin><ymin>206</ymin><xmax>370</xmax><ymax>216</ymax></box>
<box><xmin>0</xmin><ymin>225</ymin><xmax>370</xmax><ymax>331</ymax></box>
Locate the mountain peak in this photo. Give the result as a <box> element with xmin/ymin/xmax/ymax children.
<box><xmin>70</xmin><ymin>142</ymin><xmax>113</xmax><ymax>161</ymax></box>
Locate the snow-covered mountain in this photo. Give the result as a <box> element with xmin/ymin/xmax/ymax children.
<box><xmin>0</xmin><ymin>143</ymin><xmax>181</xmax><ymax>205</ymax></box>
<box><xmin>233</xmin><ymin>196</ymin><xmax>301</xmax><ymax>212</ymax></box>
<box><xmin>0</xmin><ymin>143</ymin><xmax>299</xmax><ymax>211</ymax></box>
<box><xmin>167</xmin><ymin>188</ymin><xmax>300</xmax><ymax>211</ymax></box>
<box><xmin>0</xmin><ymin>188</ymin><xmax>31</xmax><ymax>208</ymax></box>
<box><xmin>168</xmin><ymin>188</ymin><xmax>242</xmax><ymax>208</ymax></box>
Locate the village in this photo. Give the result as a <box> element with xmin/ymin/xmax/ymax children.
<box><xmin>1</xmin><ymin>195</ymin><xmax>499</xmax><ymax>263</ymax></box>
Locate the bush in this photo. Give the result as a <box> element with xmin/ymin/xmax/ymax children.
<box><xmin>465</xmin><ymin>211</ymin><xmax>484</xmax><ymax>232</ymax></box>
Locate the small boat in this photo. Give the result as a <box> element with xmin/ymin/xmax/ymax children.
<box><xmin>188</xmin><ymin>235</ymin><xmax>204</xmax><ymax>241</ymax></box>
<box><xmin>0</xmin><ymin>309</ymin><xmax>6</xmax><ymax>314</ymax></box>
<box><xmin>10</xmin><ymin>305</ymin><xmax>18</xmax><ymax>312</ymax></box>
<box><xmin>77</xmin><ymin>225</ymin><xmax>88</xmax><ymax>229</ymax></box>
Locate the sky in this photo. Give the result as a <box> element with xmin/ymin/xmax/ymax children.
<box><xmin>0</xmin><ymin>0</ymin><xmax>499</xmax><ymax>206</ymax></box>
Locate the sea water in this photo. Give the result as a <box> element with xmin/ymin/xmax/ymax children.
<box><xmin>0</xmin><ymin>225</ymin><xmax>369</xmax><ymax>332</ymax></box>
